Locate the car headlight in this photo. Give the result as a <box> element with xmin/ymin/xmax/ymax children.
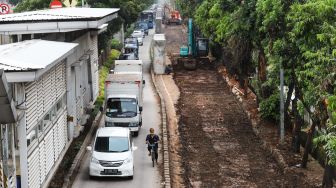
<box><xmin>124</xmin><ymin>158</ymin><xmax>132</xmax><ymax>164</ymax></box>
<box><xmin>91</xmin><ymin>156</ymin><xmax>100</xmax><ymax>164</ymax></box>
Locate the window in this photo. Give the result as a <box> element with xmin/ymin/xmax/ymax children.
<box><xmin>106</xmin><ymin>98</ymin><xmax>137</xmax><ymax>118</ymax></box>
<box><xmin>94</xmin><ymin>137</ymin><xmax>129</xmax><ymax>152</ymax></box>
<box><xmin>43</xmin><ymin>113</ymin><xmax>51</xmax><ymax>129</ymax></box>
<box><xmin>56</xmin><ymin>95</ymin><xmax>66</xmax><ymax>113</ymax></box>
<box><xmin>27</xmin><ymin>130</ymin><xmax>36</xmax><ymax>147</ymax></box>
<box><xmin>50</xmin><ymin>106</ymin><xmax>56</xmax><ymax>120</ymax></box>
<box><xmin>37</xmin><ymin>121</ymin><xmax>43</xmax><ymax>136</ymax></box>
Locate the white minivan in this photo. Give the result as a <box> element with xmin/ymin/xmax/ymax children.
<box><xmin>87</xmin><ymin>127</ymin><xmax>134</xmax><ymax>179</ymax></box>
<box><xmin>131</xmin><ymin>30</ymin><xmax>144</xmax><ymax>45</ymax></box>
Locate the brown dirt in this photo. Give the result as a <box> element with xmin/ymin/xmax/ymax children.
<box><xmin>162</xmin><ymin>24</ymin><xmax>324</xmax><ymax>187</ymax></box>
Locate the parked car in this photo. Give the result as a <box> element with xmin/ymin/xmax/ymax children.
<box><xmin>147</xmin><ymin>20</ymin><xmax>154</xmax><ymax>29</ymax></box>
<box><xmin>87</xmin><ymin>127</ymin><xmax>134</xmax><ymax>179</ymax></box>
<box><xmin>125</xmin><ymin>37</ymin><xmax>139</xmax><ymax>47</ymax></box>
<box><xmin>136</xmin><ymin>21</ymin><xmax>149</xmax><ymax>35</ymax></box>
<box><xmin>124</xmin><ymin>43</ymin><xmax>139</xmax><ymax>59</ymax></box>
<box><xmin>137</xmin><ymin>36</ymin><xmax>143</xmax><ymax>46</ymax></box>
<box><xmin>132</xmin><ymin>30</ymin><xmax>144</xmax><ymax>38</ymax></box>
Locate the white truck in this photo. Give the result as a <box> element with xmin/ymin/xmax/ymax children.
<box><xmin>112</xmin><ymin>60</ymin><xmax>145</xmax><ymax>103</ymax></box>
<box><xmin>113</xmin><ymin>60</ymin><xmax>143</xmax><ymax>75</ymax></box>
<box><xmin>104</xmin><ymin>74</ymin><xmax>143</xmax><ymax>136</ymax></box>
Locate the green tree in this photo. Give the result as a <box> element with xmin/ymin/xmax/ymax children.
<box><xmin>191</xmin><ymin>1</ymin><xmax>336</xmax><ymax>186</ymax></box>
<box><xmin>314</xmin><ymin>96</ymin><xmax>336</xmax><ymax>188</ymax></box>
<box><xmin>286</xmin><ymin>0</ymin><xmax>336</xmax><ymax>169</ymax></box>
<box><xmin>14</xmin><ymin>0</ymin><xmax>51</xmax><ymax>12</ymax></box>
<box><xmin>87</xmin><ymin>0</ymin><xmax>153</xmax><ymax>51</ymax></box>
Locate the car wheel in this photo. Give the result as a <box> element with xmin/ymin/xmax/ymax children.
<box><xmin>129</xmin><ymin>175</ymin><xmax>133</xmax><ymax>180</ymax></box>
<box><xmin>133</xmin><ymin>131</ymin><xmax>139</xmax><ymax>137</ymax></box>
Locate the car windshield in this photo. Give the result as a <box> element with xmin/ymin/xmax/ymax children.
<box><xmin>125</xmin><ymin>47</ymin><xmax>137</xmax><ymax>54</ymax></box>
<box><xmin>106</xmin><ymin>98</ymin><xmax>137</xmax><ymax>118</ymax></box>
<box><xmin>139</xmin><ymin>23</ymin><xmax>148</xmax><ymax>29</ymax></box>
<box><xmin>94</xmin><ymin>136</ymin><xmax>129</xmax><ymax>152</ymax></box>
<box><xmin>125</xmin><ymin>38</ymin><xmax>137</xmax><ymax>45</ymax></box>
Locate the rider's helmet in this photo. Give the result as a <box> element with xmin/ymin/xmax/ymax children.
<box><xmin>150</xmin><ymin>128</ymin><xmax>154</xmax><ymax>134</ymax></box>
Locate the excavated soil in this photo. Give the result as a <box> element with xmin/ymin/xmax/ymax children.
<box><xmin>164</xmin><ymin>24</ymin><xmax>317</xmax><ymax>187</ymax></box>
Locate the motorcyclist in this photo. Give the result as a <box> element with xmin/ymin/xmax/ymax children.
<box><xmin>145</xmin><ymin>128</ymin><xmax>159</xmax><ymax>162</ymax></box>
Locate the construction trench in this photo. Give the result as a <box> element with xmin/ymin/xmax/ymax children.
<box><xmin>160</xmin><ymin>24</ymin><xmax>314</xmax><ymax>187</ymax></box>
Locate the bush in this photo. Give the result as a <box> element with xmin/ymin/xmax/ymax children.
<box><xmin>259</xmin><ymin>92</ymin><xmax>280</xmax><ymax>122</ymax></box>
<box><xmin>110</xmin><ymin>49</ymin><xmax>121</xmax><ymax>60</ymax></box>
<box><xmin>97</xmin><ymin>49</ymin><xmax>121</xmax><ymax>106</ymax></box>
<box><xmin>110</xmin><ymin>39</ymin><xmax>123</xmax><ymax>51</ymax></box>
<box><xmin>125</xmin><ymin>24</ymin><xmax>135</xmax><ymax>38</ymax></box>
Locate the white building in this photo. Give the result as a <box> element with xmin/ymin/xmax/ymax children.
<box><xmin>0</xmin><ymin>7</ymin><xmax>119</xmax><ymax>188</ymax></box>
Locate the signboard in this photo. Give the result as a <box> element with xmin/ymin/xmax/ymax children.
<box><xmin>50</xmin><ymin>0</ymin><xmax>62</xmax><ymax>9</ymax></box>
<box><xmin>0</xmin><ymin>3</ymin><xmax>10</xmax><ymax>14</ymax></box>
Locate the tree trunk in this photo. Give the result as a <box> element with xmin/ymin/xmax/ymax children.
<box><xmin>301</xmin><ymin>123</ymin><xmax>316</xmax><ymax>168</ymax></box>
<box><xmin>284</xmin><ymin>81</ymin><xmax>294</xmax><ymax>129</ymax></box>
<box><xmin>291</xmin><ymin>87</ymin><xmax>304</xmax><ymax>153</ymax></box>
<box><xmin>322</xmin><ymin>163</ymin><xmax>334</xmax><ymax>188</ymax></box>
<box><xmin>291</xmin><ymin>96</ymin><xmax>302</xmax><ymax>153</ymax></box>
<box><xmin>258</xmin><ymin>49</ymin><xmax>267</xmax><ymax>82</ymax></box>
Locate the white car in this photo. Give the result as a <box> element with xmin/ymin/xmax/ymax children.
<box><xmin>87</xmin><ymin>127</ymin><xmax>134</xmax><ymax>179</ymax></box>
<box><xmin>132</xmin><ymin>30</ymin><xmax>145</xmax><ymax>38</ymax></box>
<box><xmin>137</xmin><ymin>37</ymin><xmax>143</xmax><ymax>46</ymax></box>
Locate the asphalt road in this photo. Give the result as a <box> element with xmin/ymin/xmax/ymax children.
<box><xmin>72</xmin><ymin>29</ymin><xmax>162</xmax><ymax>188</ymax></box>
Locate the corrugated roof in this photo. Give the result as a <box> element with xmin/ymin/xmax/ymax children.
<box><xmin>0</xmin><ymin>7</ymin><xmax>119</xmax><ymax>23</ymax></box>
<box><xmin>0</xmin><ymin>39</ymin><xmax>78</xmax><ymax>71</ymax></box>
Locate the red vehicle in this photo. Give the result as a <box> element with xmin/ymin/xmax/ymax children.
<box><xmin>166</xmin><ymin>10</ymin><xmax>181</xmax><ymax>25</ymax></box>
<box><xmin>163</xmin><ymin>4</ymin><xmax>181</xmax><ymax>25</ymax></box>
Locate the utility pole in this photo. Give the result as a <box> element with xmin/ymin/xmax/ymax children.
<box><xmin>280</xmin><ymin>66</ymin><xmax>285</xmax><ymax>143</ymax></box>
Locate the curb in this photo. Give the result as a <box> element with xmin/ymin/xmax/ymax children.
<box><xmin>150</xmin><ymin>66</ymin><xmax>171</xmax><ymax>188</ymax></box>
<box><xmin>62</xmin><ymin>110</ymin><xmax>103</xmax><ymax>188</ymax></box>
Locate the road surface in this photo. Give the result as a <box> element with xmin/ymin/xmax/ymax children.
<box><xmin>72</xmin><ymin>29</ymin><xmax>162</xmax><ymax>188</ymax></box>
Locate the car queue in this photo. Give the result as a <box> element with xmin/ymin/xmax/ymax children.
<box><xmin>86</xmin><ymin>9</ymin><xmax>156</xmax><ymax>179</ymax></box>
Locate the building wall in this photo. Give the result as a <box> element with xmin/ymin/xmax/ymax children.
<box><xmin>90</xmin><ymin>34</ymin><xmax>99</xmax><ymax>102</ymax></box>
<box><xmin>0</xmin><ymin>35</ymin><xmax>10</xmax><ymax>45</ymax></box>
<box><xmin>1</xmin><ymin>30</ymin><xmax>101</xmax><ymax>187</ymax></box>
<box><xmin>14</xmin><ymin>61</ymin><xmax>69</xmax><ymax>188</ymax></box>
<box><xmin>65</xmin><ymin>31</ymin><xmax>99</xmax><ymax>137</ymax></box>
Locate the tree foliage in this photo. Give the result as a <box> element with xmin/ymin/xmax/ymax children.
<box><xmin>14</xmin><ymin>0</ymin><xmax>51</xmax><ymax>12</ymax></box>
<box><xmin>182</xmin><ymin>0</ymin><xmax>336</xmax><ymax>184</ymax></box>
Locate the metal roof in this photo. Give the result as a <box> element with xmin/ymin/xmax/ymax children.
<box><xmin>0</xmin><ymin>7</ymin><xmax>119</xmax><ymax>23</ymax></box>
<box><xmin>0</xmin><ymin>39</ymin><xmax>78</xmax><ymax>71</ymax></box>
<box><xmin>106</xmin><ymin>74</ymin><xmax>142</xmax><ymax>82</ymax></box>
<box><xmin>0</xmin><ymin>7</ymin><xmax>119</xmax><ymax>35</ymax></box>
